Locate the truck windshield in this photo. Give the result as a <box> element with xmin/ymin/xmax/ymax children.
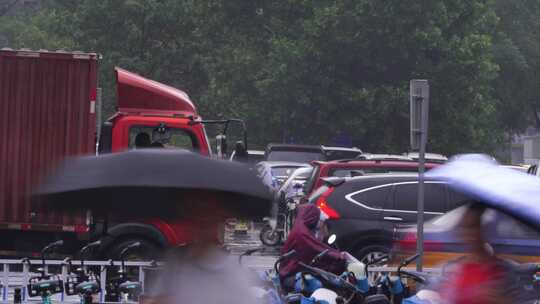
<box><xmin>129</xmin><ymin>126</ymin><xmax>197</xmax><ymax>151</ymax></box>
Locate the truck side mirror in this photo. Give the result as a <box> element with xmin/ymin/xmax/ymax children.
<box><xmin>216</xmin><ymin>135</ymin><xmax>227</xmax><ymax>158</ymax></box>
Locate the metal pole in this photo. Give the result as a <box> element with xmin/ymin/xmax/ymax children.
<box><xmin>95</xmin><ymin>87</ymin><xmax>103</xmax><ymax>155</ymax></box>
<box><xmin>416</xmin><ymin>111</ymin><xmax>426</xmax><ymax>272</ymax></box>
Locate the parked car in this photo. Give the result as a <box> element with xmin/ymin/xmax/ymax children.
<box><xmin>256</xmin><ymin>161</ymin><xmax>311</xmax><ymax>193</ymax></box>
<box><xmin>392</xmin><ymin>205</ymin><xmax>540</xmax><ymax>267</ymax></box>
<box><xmin>403</xmin><ymin>152</ymin><xmax>448</xmax><ymax>164</ymax></box>
<box><xmin>308</xmin><ymin>174</ymin><xmax>468</xmax><ymax>262</ymax></box>
<box><xmin>303</xmin><ymin>159</ymin><xmax>441</xmax><ymax>197</ymax></box>
<box><xmin>357</xmin><ymin>153</ymin><xmax>416</xmax><ymax>161</ymax></box>
<box><xmin>321</xmin><ymin>146</ymin><xmax>363</xmax><ymax>161</ymax></box>
<box><xmin>265</xmin><ymin>144</ymin><xmax>324</xmax><ymax>163</ymax></box>
<box><xmin>277</xmin><ymin>166</ymin><xmax>314</xmax><ymax>203</ymax></box>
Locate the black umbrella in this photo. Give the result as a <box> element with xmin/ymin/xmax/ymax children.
<box><xmin>36</xmin><ymin>149</ymin><xmax>272</xmax><ymax>217</ymax></box>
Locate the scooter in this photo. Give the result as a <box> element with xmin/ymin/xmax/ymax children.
<box><xmin>260</xmin><ymin>190</ymin><xmax>300</xmax><ymax>246</ymax></box>
<box><xmin>64</xmin><ymin>240</ymin><xmax>102</xmax><ymax>304</ymax></box>
<box><xmin>23</xmin><ymin>240</ymin><xmax>64</xmax><ymax>304</ymax></box>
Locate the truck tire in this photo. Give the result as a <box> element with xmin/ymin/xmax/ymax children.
<box><xmin>108</xmin><ymin>238</ymin><xmax>161</xmax><ymax>261</ymax></box>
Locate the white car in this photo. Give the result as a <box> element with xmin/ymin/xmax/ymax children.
<box><xmin>277</xmin><ymin>166</ymin><xmax>314</xmax><ymax>202</ymax></box>
<box><xmin>256</xmin><ymin>161</ymin><xmax>311</xmax><ymax>193</ymax></box>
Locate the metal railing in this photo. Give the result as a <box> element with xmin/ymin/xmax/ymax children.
<box><xmin>0</xmin><ymin>259</ymin><xmax>160</xmax><ymax>303</ymax></box>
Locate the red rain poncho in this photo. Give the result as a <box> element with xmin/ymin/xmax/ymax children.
<box><xmin>279</xmin><ymin>204</ymin><xmax>345</xmax><ymax>279</ymax></box>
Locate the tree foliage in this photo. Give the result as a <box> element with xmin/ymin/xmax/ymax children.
<box><xmin>0</xmin><ymin>0</ymin><xmax>535</xmax><ymax>155</ymax></box>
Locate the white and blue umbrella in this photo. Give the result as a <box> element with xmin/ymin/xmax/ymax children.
<box><xmin>427</xmin><ymin>154</ymin><xmax>540</xmax><ymax>229</ymax></box>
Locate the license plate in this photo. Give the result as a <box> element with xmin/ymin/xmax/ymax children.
<box><xmin>234</xmin><ymin>220</ymin><xmax>249</xmax><ymax>234</ymax></box>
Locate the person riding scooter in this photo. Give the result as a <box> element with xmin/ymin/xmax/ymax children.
<box><xmin>279</xmin><ymin>204</ymin><xmax>346</xmax><ymax>292</ymax></box>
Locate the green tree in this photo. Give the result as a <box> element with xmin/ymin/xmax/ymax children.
<box><xmin>0</xmin><ymin>0</ymin><xmax>510</xmax><ymax>155</ymax></box>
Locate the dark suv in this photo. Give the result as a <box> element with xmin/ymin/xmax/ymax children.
<box><xmin>308</xmin><ymin>174</ymin><xmax>468</xmax><ymax>262</ymax></box>
<box><xmin>303</xmin><ymin>159</ymin><xmax>440</xmax><ymax>197</ymax></box>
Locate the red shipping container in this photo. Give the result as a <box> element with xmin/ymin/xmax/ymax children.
<box><xmin>0</xmin><ymin>49</ymin><xmax>98</xmax><ymax>232</ymax></box>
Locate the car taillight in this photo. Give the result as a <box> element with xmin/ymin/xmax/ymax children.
<box><xmin>316</xmin><ymin>188</ymin><xmax>340</xmax><ymax>219</ymax></box>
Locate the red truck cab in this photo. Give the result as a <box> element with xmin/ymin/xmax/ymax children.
<box><xmin>99</xmin><ymin>68</ymin><xmax>211</xmax><ymax>156</ymax></box>
<box><xmin>96</xmin><ymin>68</ymin><xmax>226</xmax><ymax>258</ymax></box>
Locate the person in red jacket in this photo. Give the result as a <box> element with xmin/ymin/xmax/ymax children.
<box><xmin>279</xmin><ymin>204</ymin><xmax>346</xmax><ymax>291</ymax></box>
<box><xmin>438</xmin><ymin>203</ymin><xmax>510</xmax><ymax>304</ymax></box>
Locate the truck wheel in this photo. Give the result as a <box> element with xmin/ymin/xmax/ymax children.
<box><xmin>108</xmin><ymin>238</ymin><xmax>161</xmax><ymax>261</ymax></box>
<box><xmin>259</xmin><ymin>225</ymin><xmax>282</xmax><ymax>247</ymax></box>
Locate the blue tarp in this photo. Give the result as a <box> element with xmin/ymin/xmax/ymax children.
<box><xmin>426</xmin><ymin>154</ymin><xmax>540</xmax><ymax>230</ymax></box>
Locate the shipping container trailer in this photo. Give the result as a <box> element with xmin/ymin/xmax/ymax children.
<box><xmin>0</xmin><ymin>49</ymin><xmax>98</xmax><ymax>254</ymax></box>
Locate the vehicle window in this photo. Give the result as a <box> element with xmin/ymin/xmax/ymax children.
<box><xmin>324</xmin><ymin>150</ymin><xmax>362</xmax><ymax>161</ymax></box>
<box><xmin>271</xmin><ymin>167</ymin><xmax>301</xmax><ymax>178</ymax></box>
<box><xmin>448</xmin><ymin>189</ymin><xmax>471</xmax><ymax>209</ymax></box>
<box><xmin>349</xmin><ymin>185</ymin><xmax>392</xmax><ymax>209</ymax></box>
<box><xmin>394</xmin><ymin>183</ymin><xmax>446</xmax><ymax>213</ymax></box>
<box><xmin>129</xmin><ymin>126</ymin><xmax>196</xmax><ymax>150</ymax></box>
<box><xmin>393</xmin><ymin>184</ymin><xmax>417</xmax><ymax>211</ymax></box>
<box><xmin>424</xmin><ymin>183</ymin><xmax>447</xmax><ymax>212</ymax></box>
<box><xmin>267</xmin><ymin>151</ymin><xmax>323</xmax><ymax>163</ymax></box>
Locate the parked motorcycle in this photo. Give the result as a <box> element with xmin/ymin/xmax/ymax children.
<box><xmin>63</xmin><ymin>240</ymin><xmax>102</xmax><ymax>304</ymax></box>
<box><xmin>23</xmin><ymin>240</ymin><xmax>64</xmax><ymax>304</ymax></box>
<box><xmin>104</xmin><ymin>242</ymin><xmax>143</xmax><ymax>303</ymax></box>
<box><xmin>260</xmin><ymin>190</ymin><xmax>302</xmax><ymax>246</ymax></box>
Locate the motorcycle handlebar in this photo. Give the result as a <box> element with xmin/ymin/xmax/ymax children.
<box><xmin>299</xmin><ymin>262</ymin><xmax>358</xmax><ymax>292</ymax></box>
<box><xmin>402</xmin><ymin>253</ymin><xmax>421</xmax><ymax>266</ymax></box>
<box><xmin>281</xmin><ymin>249</ymin><xmax>297</xmax><ymax>260</ymax></box>
<box><xmin>41</xmin><ymin>240</ymin><xmax>64</xmax><ymax>254</ymax></box>
<box><xmin>274</xmin><ymin>250</ymin><xmax>296</xmax><ymax>274</ymax></box>
<box><xmin>398</xmin><ymin>253</ymin><xmax>421</xmax><ymax>274</ymax></box>
<box><xmin>311</xmin><ymin>249</ymin><xmax>330</xmax><ymax>265</ymax></box>
<box><xmin>80</xmin><ymin>240</ymin><xmax>102</xmax><ymax>256</ymax></box>
<box><xmin>119</xmin><ymin>241</ymin><xmax>141</xmax><ymax>259</ymax></box>
<box><xmin>399</xmin><ymin>269</ymin><xmax>427</xmax><ymax>284</ymax></box>
<box><xmin>369</xmin><ymin>254</ymin><xmax>389</xmax><ymax>266</ymax></box>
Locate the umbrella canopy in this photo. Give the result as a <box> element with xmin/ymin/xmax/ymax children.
<box><xmin>426</xmin><ymin>154</ymin><xmax>540</xmax><ymax>230</ymax></box>
<box><xmin>36</xmin><ymin>149</ymin><xmax>272</xmax><ymax>217</ymax></box>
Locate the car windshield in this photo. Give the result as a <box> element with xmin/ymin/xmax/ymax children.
<box><xmin>267</xmin><ymin>151</ymin><xmax>323</xmax><ymax>163</ymax></box>
<box><xmin>279</xmin><ymin>167</ymin><xmax>313</xmax><ymax>194</ymax></box>
<box><xmin>129</xmin><ymin>126</ymin><xmax>196</xmax><ymax>150</ymax></box>
<box><xmin>271</xmin><ymin>166</ymin><xmax>303</xmax><ymax>178</ymax></box>
<box><xmin>324</xmin><ymin>150</ymin><xmax>362</xmax><ymax>161</ymax></box>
